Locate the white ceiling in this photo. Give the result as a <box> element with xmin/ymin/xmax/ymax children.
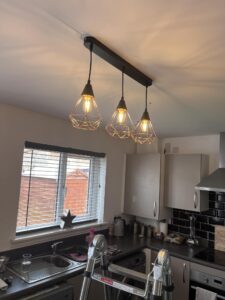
<box><xmin>1</xmin><ymin>0</ymin><xmax>225</xmax><ymax>137</ymax></box>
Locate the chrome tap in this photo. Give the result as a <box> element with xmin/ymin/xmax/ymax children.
<box><xmin>187</xmin><ymin>215</ymin><xmax>199</xmax><ymax>246</ymax></box>
<box><xmin>51</xmin><ymin>241</ymin><xmax>63</xmax><ymax>255</ymax></box>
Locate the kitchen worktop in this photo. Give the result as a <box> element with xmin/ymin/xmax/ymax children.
<box><xmin>1</xmin><ymin>234</ymin><xmax>225</xmax><ymax>299</ymax></box>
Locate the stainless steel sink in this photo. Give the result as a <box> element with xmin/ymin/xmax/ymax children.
<box><xmin>7</xmin><ymin>254</ymin><xmax>85</xmax><ymax>283</ymax></box>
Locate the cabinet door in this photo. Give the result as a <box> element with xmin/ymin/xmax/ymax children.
<box><xmin>150</xmin><ymin>251</ymin><xmax>189</xmax><ymax>300</ymax></box>
<box><xmin>150</xmin><ymin>249</ymin><xmax>158</xmax><ymax>265</ymax></box>
<box><xmin>68</xmin><ymin>274</ymin><xmax>104</xmax><ymax>300</ymax></box>
<box><xmin>165</xmin><ymin>154</ymin><xmax>208</xmax><ymax>211</ymax></box>
<box><xmin>171</xmin><ymin>257</ymin><xmax>190</xmax><ymax>300</ymax></box>
<box><xmin>124</xmin><ymin>153</ymin><xmax>161</xmax><ymax>219</ymax></box>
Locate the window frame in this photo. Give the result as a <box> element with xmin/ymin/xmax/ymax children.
<box><xmin>16</xmin><ymin>142</ymin><xmax>106</xmax><ymax>235</ymax></box>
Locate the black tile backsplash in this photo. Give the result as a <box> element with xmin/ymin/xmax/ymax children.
<box><xmin>169</xmin><ymin>192</ymin><xmax>225</xmax><ymax>248</ymax></box>
<box><xmin>217</xmin><ymin>210</ymin><xmax>225</xmax><ymax>218</ymax></box>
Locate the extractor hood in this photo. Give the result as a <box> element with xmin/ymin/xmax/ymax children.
<box><xmin>196</xmin><ymin>132</ymin><xmax>225</xmax><ymax>193</ymax></box>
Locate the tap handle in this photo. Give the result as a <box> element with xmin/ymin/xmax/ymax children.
<box><xmin>51</xmin><ymin>241</ymin><xmax>63</xmax><ymax>253</ymax></box>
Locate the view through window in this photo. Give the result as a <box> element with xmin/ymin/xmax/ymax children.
<box><xmin>16</xmin><ymin>145</ymin><xmax>106</xmax><ymax>233</ymax></box>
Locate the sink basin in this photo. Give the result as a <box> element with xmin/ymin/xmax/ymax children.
<box><xmin>7</xmin><ymin>254</ymin><xmax>86</xmax><ymax>283</ymax></box>
<box><xmin>43</xmin><ymin>255</ymin><xmax>70</xmax><ymax>268</ymax></box>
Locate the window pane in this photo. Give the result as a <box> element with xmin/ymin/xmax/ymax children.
<box><xmin>17</xmin><ymin>149</ymin><xmax>60</xmax><ymax>231</ymax></box>
<box><xmin>64</xmin><ymin>156</ymin><xmax>90</xmax><ymax>217</ymax></box>
<box><xmin>16</xmin><ymin>144</ymin><xmax>105</xmax><ymax>233</ymax></box>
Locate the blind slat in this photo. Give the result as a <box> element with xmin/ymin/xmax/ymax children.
<box><xmin>16</xmin><ymin>144</ymin><xmax>106</xmax><ymax>233</ymax></box>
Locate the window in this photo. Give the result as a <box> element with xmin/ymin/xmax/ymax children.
<box><xmin>16</xmin><ymin>142</ymin><xmax>106</xmax><ymax>233</ymax></box>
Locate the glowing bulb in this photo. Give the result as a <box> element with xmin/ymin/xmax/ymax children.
<box><xmin>117</xmin><ymin>108</ymin><xmax>126</xmax><ymax>124</ymax></box>
<box><xmin>140</xmin><ymin>119</ymin><xmax>149</xmax><ymax>132</ymax></box>
<box><xmin>82</xmin><ymin>95</ymin><xmax>93</xmax><ymax>113</ymax></box>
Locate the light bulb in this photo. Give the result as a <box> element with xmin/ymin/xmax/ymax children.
<box><xmin>82</xmin><ymin>95</ymin><xmax>93</xmax><ymax>113</ymax></box>
<box><xmin>140</xmin><ymin>119</ymin><xmax>149</xmax><ymax>132</ymax></box>
<box><xmin>117</xmin><ymin>108</ymin><xmax>126</xmax><ymax>124</ymax></box>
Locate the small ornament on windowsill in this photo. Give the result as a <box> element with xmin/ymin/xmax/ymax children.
<box><xmin>60</xmin><ymin>209</ymin><xmax>76</xmax><ymax>229</ymax></box>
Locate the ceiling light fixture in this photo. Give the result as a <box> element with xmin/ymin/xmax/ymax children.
<box><xmin>106</xmin><ymin>70</ymin><xmax>134</xmax><ymax>139</ymax></box>
<box><xmin>70</xmin><ymin>36</ymin><xmax>155</xmax><ymax>140</ymax></box>
<box><xmin>132</xmin><ymin>86</ymin><xmax>156</xmax><ymax>144</ymax></box>
<box><xmin>69</xmin><ymin>43</ymin><xmax>101</xmax><ymax>130</ymax></box>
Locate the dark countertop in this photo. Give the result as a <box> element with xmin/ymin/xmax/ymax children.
<box><xmin>1</xmin><ymin>235</ymin><xmax>225</xmax><ymax>299</ymax></box>
<box><xmin>107</xmin><ymin>235</ymin><xmax>204</xmax><ymax>262</ymax></box>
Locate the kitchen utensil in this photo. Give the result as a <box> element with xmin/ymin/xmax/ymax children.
<box><xmin>21</xmin><ymin>253</ymin><xmax>32</xmax><ymax>273</ymax></box>
<box><xmin>0</xmin><ymin>256</ymin><xmax>9</xmax><ymax>274</ymax></box>
<box><xmin>113</xmin><ymin>216</ymin><xmax>125</xmax><ymax>237</ymax></box>
<box><xmin>133</xmin><ymin>222</ymin><xmax>138</xmax><ymax>235</ymax></box>
<box><xmin>147</xmin><ymin>226</ymin><xmax>152</xmax><ymax>238</ymax></box>
<box><xmin>139</xmin><ymin>224</ymin><xmax>145</xmax><ymax>237</ymax></box>
<box><xmin>159</xmin><ymin>221</ymin><xmax>168</xmax><ymax>236</ymax></box>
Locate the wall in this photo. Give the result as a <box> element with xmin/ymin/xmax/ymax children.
<box><xmin>161</xmin><ymin>134</ymin><xmax>220</xmax><ymax>173</ymax></box>
<box><xmin>0</xmin><ymin>103</ymin><xmax>135</xmax><ymax>251</ymax></box>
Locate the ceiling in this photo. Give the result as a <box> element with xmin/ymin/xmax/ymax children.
<box><xmin>1</xmin><ymin>0</ymin><xmax>225</xmax><ymax>137</ymax></box>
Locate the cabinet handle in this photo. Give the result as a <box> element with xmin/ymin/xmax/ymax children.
<box><xmin>183</xmin><ymin>263</ymin><xmax>186</xmax><ymax>284</ymax></box>
<box><xmin>194</xmin><ymin>191</ymin><xmax>198</xmax><ymax>209</ymax></box>
<box><xmin>153</xmin><ymin>201</ymin><xmax>156</xmax><ymax>217</ymax></box>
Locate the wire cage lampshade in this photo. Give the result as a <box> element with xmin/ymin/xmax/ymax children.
<box><xmin>132</xmin><ymin>86</ymin><xmax>156</xmax><ymax>144</ymax></box>
<box><xmin>106</xmin><ymin>71</ymin><xmax>134</xmax><ymax>139</ymax></box>
<box><xmin>69</xmin><ymin>45</ymin><xmax>101</xmax><ymax>131</ymax></box>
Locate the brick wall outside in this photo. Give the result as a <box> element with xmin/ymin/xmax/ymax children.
<box><xmin>17</xmin><ymin>170</ymin><xmax>88</xmax><ymax>228</ymax></box>
<box><xmin>64</xmin><ymin>170</ymin><xmax>88</xmax><ymax>216</ymax></box>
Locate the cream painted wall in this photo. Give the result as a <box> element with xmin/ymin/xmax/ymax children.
<box><xmin>161</xmin><ymin>134</ymin><xmax>220</xmax><ymax>173</ymax></box>
<box><xmin>0</xmin><ymin>104</ymin><xmax>135</xmax><ymax>251</ymax></box>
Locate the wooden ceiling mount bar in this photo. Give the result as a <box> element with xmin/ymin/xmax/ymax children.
<box><xmin>84</xmin><ymin>36</ymin><xmax>153</xmax><ymax>87</ymax></box>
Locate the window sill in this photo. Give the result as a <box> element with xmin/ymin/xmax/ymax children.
<box><xmin>11</xmin><ymin>222</ymin><xmax>109</xmax><ymax>249</ymax></box>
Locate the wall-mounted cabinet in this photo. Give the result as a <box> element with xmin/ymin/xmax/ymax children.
<box><xmin>164</xmin><ymin>154</ymin><xmax>209</xmax><ymax>212</ymax></box>
<box><xmin>123</xmin><ymin>153</ymin><xmax>170</xmax><ymax>220</ymax></box>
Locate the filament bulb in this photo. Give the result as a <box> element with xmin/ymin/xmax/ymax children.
<box><xmin>82</xmin><ymin>95</ymin><xmax>93</xmax><ymax>113</ymax></box>
<box><xmin>117</xmin><ymin>108</ymin><xmax>126</xmax><ymax>124</ymax></box>
<box><xmin>140</xmin><ymin>119</ymin><xmax>149</xmax><ymax>132</ymax></box>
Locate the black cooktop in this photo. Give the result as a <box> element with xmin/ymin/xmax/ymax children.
<box><xmin>194</xmin><ymin>249</ymin><xmax>225</xmax><ymax>267</ymax></box>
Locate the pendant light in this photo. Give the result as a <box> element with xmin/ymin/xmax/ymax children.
<box><xmin>132</xmin><ymin>86</ymin><xmax>156</xmax><ymax>144</ymax></box>
<box><xmin>69</xmin><ymin>44</ymin><xmax>101</xmax><ymax>130</ymax></box>
<box><xmin>106</xmin><ymin>70</ymin><xmax>133</xmax><ymax>139</ymax></box>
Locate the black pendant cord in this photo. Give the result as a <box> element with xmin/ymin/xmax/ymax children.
<box><xmin>88</xmin><ymin>44</ymin><xmax>93</xmax><ymax>82</ymax></box>
<box><xmin>116</xmin><ymin>69</ymin><xmax>127</xmax><ymax>110</ymax></box>
<box><xmin>122</xmin><ymin>70</ymin><xmax>124</xmax><ymax>98</ymax></box>
<box><xmin>141</xmin><ymin>86</ymin><xmax>150</xmax><ymax>121</ymax></box>
<box><xmin>145</xmin><ymin>86</ymin><xmax>148</xmax><ymax>110</ymax></box>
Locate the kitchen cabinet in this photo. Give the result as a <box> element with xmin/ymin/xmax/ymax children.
<box><xmin>164</xmin><ymin>154</ymin><xmax>209</xmax><ymax>211</ymax></box>
<box><xmin>68</xmin><ymin>273</ymin><xmax>104</xmax><ymax>300</ymax></box>
<box><xmin>150</xmin><ymin>250</ymin><xmax>190</xmax><ymax>300</ymax></box>
<box><xmin>17</xmin><ymin>283</ymin><xmax>74</xmax><ymax>300</ymax></box>
<box><xmin>171</xmin><ymin>256</ymin><xmax>190</xmax><ymax>300</ymax></box>
<box><xmin>124</xmin><ymin>153</ymin><xmax>170</xmax><ymax>220</ymax></box>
